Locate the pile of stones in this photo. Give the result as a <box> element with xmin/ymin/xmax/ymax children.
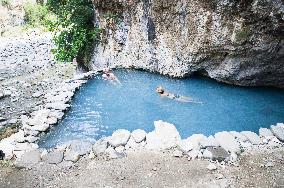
<box><xmin>0</xmin><ymin>71</ymin><xmax>95</xmax><ymax>161</ymax></box>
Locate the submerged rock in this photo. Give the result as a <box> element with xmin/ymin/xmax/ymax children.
<box><xmin>145</xmin><ymin>120</ymin><xmax>181</xmax><ymax>150</ymax></box>
<box><xmin>108</xmin><ymin>129</ymin><xmax>131</xmax><ymax>148</ymax></box>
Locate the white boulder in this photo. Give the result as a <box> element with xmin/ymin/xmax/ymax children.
<box><xmin>177</xmin><ymin>139</ymin><xmax>193</xmax><ymax>153</ymax></box>
<box><xmin>229</xmin><ymin>131</ymin><xmax>249</xmax><ymax>142</ymax></box>
<box><xmin>241</xmin><ymin>131</ymin><xmax>262</xmax><ymax>145</ymax></box>
<box><xmin>131</xmin><ymin>129</ymin><xmax>146</xmax><ymax>143</ymax></box>
<box><xmin>259</xmin><ymin>128</ymin><xmax>274</xmax><ymax>138</ymax></box>
<box><xmin>271</xmin><ymin>124</ymin><xmax>284</xmax><ymax>142</ymax></box>
<box><xmin>145</xmin><ymin>120</ymin><xmax>181</xmax><ymax>150</ymax></box>
<box><xmin>108</xmin><ymin>129</ymin><xmax>131</xmax><ymax>148</ymax></box>
<box><xmin>215</xmin><ymin>131</ymin><xmax>241</xmax><ymax>154</ymax></box>
<box><xmin>186</xmin><ymin>134</ymin><xmax>207</xmax><ymax>150</ymax></box>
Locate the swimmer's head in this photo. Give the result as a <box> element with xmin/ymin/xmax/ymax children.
<box><xmin>156</xmin><ymin>86</ymin><xmax>164</xmax><ymax>94</ymax></box>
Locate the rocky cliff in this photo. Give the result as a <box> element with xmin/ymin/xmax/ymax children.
<box><xmin>90</xmin><ymin>0</ymin><xmax>284</xmax><ymax>87</ymax></box>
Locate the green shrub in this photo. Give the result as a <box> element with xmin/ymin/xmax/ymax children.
<box><xmin>23</xmin><ymin>3</ymin><xmax>50</xmax><ymax>27</ymax></box>
<box><xmin>47</xmin><ymin>0</ymin><xmax>102</xmax><ymax>63</ymax></box>
<box><xmin>0</xmin><ymin>0</ymin><xmax>11</xmax><ymax>9</ymax></box>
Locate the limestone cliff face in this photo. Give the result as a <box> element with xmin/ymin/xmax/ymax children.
<box><xmin>91</xmin><ymin>0</ymin><xmax>284</xmax><ymax>87</ymax></box>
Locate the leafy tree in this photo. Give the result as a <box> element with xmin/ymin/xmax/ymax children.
<box><xmin>47</xmin><ymin>0</ymin><xmax>101</xmax><ymax>65</ymax></box>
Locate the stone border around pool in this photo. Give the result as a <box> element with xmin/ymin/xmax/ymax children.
<box><xmin>0</xmin><ymin>69</ymin><xmax>283</xmax><ymax>168</ymax></box>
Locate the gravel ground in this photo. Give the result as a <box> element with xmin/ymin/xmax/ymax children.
<box><xmin>0</xmin><ymin>149</ymin><xmax>283</xmax><ymax>188</ymax></box>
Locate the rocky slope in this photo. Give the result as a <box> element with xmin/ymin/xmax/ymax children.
<box><xmin>91</xmin><ymin>0</ymin><xmax>284</xmax><ymax>87</ymax></box>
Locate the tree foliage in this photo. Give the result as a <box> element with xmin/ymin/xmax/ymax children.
<box><xmin>47</xmin><ymin>0</ymin><xmax>101</xmax><ymax>62</ymax></box>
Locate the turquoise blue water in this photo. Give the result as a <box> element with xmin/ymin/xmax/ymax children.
<box><xmin>39</xmin><ymin>69</ymin><xmax>284</xmax><ymax>148</ymax></box>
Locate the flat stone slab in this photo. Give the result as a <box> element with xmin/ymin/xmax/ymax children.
<box><xmin>241</xmin><ymin>131</ymin><xmax>262</xmax><ymax>145</ymax></box>
<box><xmin>14</xmin><ymin>149</ymin><xmax>41</xmax><ymax>168</ymax></box>
<box><xmin>271</xmin><ymin>124</ymin><xmax>284</xmax><ymax>142</ymax></box>
<box><xmin>42</xmin><ymin>150</ymin><xmax>63</xmax><ymax>164</ymax></box>
<box><xmin>69</xmin><ymin>140</ymin><xmax>92</xmax><ymax>155</ymax></box>
<box><xmin>203</xmin><ymin>147</ymin><xmax>230</xmax><ymax>162</ymax></box>
<box><xmin>215</xmin><ymin>131</ymin><xmax>241</xmax><ymax>154</ymax></box>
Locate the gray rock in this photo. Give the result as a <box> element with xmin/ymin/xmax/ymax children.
<box><xmin>241</xmin><ymin>131</ymin><xmax>262</xmax><ymax>145</ymax></box>
<box><xmin>203</xmin><ymin>147</ymin><xmax>230</xmax><ymax>162</ymax></box>
<box><xmin>69</xmin><ymin>140</ymin><xmax>92</xmax><ymax>156</ymax></box>
<box><xmin>42</xmin><ymin>150</ymin><xmax>64</xmax><ymax>164</ymax></box>
<box><xmin>215</xmin><ymin>131</ymin><xmax>241</xmax><ymax>154</ymax></box>
<box><xmin>199</xmin><ymin>136</ymin><xmax>220</xmax><ymax>148</ymax></box>
<box><xmin>30</xmin><ymin>123</ymin><xmax>50</xmax><ymax>132</ymax></box>
<box><xmin>207</xmin><ymin>163</ymin><xmax>217</xmax><ymax>171</ymax></box>
<box><xmin>265</xmin><ymin>162</ymin><xmax>274</xmax><ymax>167</ymax></box>
<box><xmin>259</xmin><ymin>128</ymin><xmax>274</xmax><ymax>138</ymax></box>
<box><xmin>108</xmin><ymin>129</ymin><xmax>131</xmax><ymax>148</ymax></box>
<box><xmin>14</xmin><ymin>149</ymin><xmax>41</xmax><ymax>168</ymax></box>
<box><xmin>131</xmin><ymin>129</ymin><xmax>146</xmax><ymax>143</ymax></box>
<box><xmin>271</xmin><ymin>124</ymin><xmax>284</xmax><ymax>142</ymax></box>
<box><xmin>92</xmin><ymin>139</ymin><xmax>108</xmax><ymax>155</ymax></box>
<box><xmin>46</xmin><ymin>116</ymin><xmax>58</xmax><ymax>125</ymax></box>
<box><xmin>25</xmin><ymin>136</ymin><xmax>40</xmax><ymax>143</ymax></box>
<box><xmin>64</xmin><ymin>150</ymin><xmax>80</xmax><ymax>162</ymax></box>
<box><xmin>32</xmin><ymin>92</ymin><xmax>43</xmax><ymax>98</ymax></box>
<box><xmin>173</xmin><ymin>150</ymin><xmax>183</xmax><ymax>157</ymax></box>
<box><xmin>105</xmin><ymin>147</ymin><xmax>126</xmax><ymax>159</ymax></box>
<box><xmin>45</xmin><ymin>102</ymin><xmax>70</xmax><ymax>110</ymax></box>
<box><xmin>187</xmin><ymin>150</ymin><xmax>200</xmax><ymax>160</ymax></box>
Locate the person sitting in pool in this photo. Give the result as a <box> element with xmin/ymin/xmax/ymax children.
<box><xmin>156</xmin><ymin>86</ymin><xmax>201</xmax><ymax>103</ymax></box>
<box><xmin>102</xmin><ymin>68</ymin><xmax>121</xmax><ymax>85</ymax></box>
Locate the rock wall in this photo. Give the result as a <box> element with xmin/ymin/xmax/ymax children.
<box><xmin>91</xmin><ymin>0</ymin><xmax>284</xmax><ymax>87</ymax></box>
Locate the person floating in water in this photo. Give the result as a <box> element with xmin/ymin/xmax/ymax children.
<box><xmin>156</xmin><ymin>86</ymin><xmax>202</xmax><ymax>103</ymax></box>
<box><xmin>102</xmin><ymin>68</ymin><xmax>121</xmax><ymax>85</ymax></box>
